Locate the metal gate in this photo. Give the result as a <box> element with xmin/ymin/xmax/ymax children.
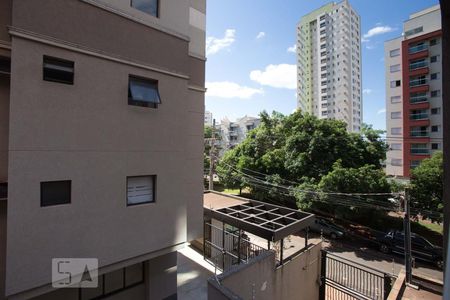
<box><xmin>203</xmin><ymin>221</ymin><xmax>266</xmax><ymax>272</ymax></box>
<box><xmin>320</xmin><ymin>251</ymin><xmax>395</xmax><ymax>300</ymax></box>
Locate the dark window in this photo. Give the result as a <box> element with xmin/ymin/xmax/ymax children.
<box><xmin>127</xmin><ymin>175</ymin><xmax>156</xmax><ymax>206</ymax></box>
<box><xmin>80</xmin><ymin>262</ymin><xmax>144</xmax><ymax>300</ymax></box>
<box><xmin>128</xmin><ymin>76</ymin><xmax>161</xmax><ymax>108</ymax></box>
<box><xmin>431</xmin><ymin>125</ymin><xmax>439</xmax><ymax>132</ymax></box>
<box><xmin>431</xmin><ymin>143</ymin><xmax>439</xmax><ymax>150</ymax></box>
<box><xmin>431</xmin><ymin>90</ymin><xmax>441</xmax><ymax>97</ymax></box>
<box><xmin>43</xmin><ymin>56</ymin><xmax>74</xmax><ymax>85</ymax></box>
<box><xmin>430</xmin><ymin>73</ymin><xmax>438</xmax><ymax>80</ymax></box>
<box><xmin>0</xmin><ymin>57</ymin><xmax>11</xmax><ymax>75</ymax></box>
<box><xmin>41</xmin><ymin>180</ymin><xmax>71</xmax><ymax>207</ymax></box>
<box><xmin>431</xmin><ymin>107</ymin><xmax>441</xmax><ymax>115</ymax></box>
<box><xmin>430</xmin><ymin>55</ymin><xmax>439</xmax><ymax>63</ymax></box>
<box><xmin>131</xmin><ymin>0</ymin><xmax>159</xmax><ymax>17</ymax></box>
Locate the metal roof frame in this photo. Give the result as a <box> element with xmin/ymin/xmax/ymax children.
<box><xmin>204</xmin><ymin>195</ymin><xmax>315</xmax><ymax>241</ymax></box>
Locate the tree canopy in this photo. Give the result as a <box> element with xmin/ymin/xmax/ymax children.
<box><xmin>410</xmin><ymin>151</ymin><xmax>443</xmax><ymax>222</ymax></box>
<box><xmin>216</xmin><ymin>111</ymin><xmax>390</xmax><ymax>212</ymax></box>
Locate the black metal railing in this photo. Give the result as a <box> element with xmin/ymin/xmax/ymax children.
<box><xmin>204</xmin><ymin>222</ymin><xmax>267</xmax><ymax>272</ymax></box>
<box><xmin>0</xmin><ymin>182</ymin><xmax>7</xmax><ymax>199</ymax></box>
<box><xmin>320</xmin><ymin>251</ymin><xmax>395</xmax><ymax>300</ymax></box>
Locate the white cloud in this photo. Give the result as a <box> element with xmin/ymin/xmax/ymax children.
<box><xmin>256</xmin><ymin>32</ymin><xmax>266</xmax><ymax>39</ymax></box>
<box><xmin>362</xmin><ymin>26</ymin><xmax>396</xmax><ymax>42</ymax></box>
<box><xmin>377</xmin><ymin>108</ymin><xmax>386</xmax><ymax>115</ymax></box>
<box><xmin>363</xmin><ymin>89</ymin><xmax>372</xmax><ymax>95</ymax></box>
<box><xmin>206</xmin><ymin>81</ymin><xmax>263</xmax><ymax>99</ymax></box>
<box><xmin>206</xmin><ymin>29</ymin><xmax>236</xmax><ymax>56</ymax></box>
<box><xmin>287</xmin><ymin>44</ymin><xmax>297</xmax><ymax>53</ymax></box>
<box><xmin>250</xmin><ymin>64</ymin><xmax>297</xmax><ymax>89</ymax></box>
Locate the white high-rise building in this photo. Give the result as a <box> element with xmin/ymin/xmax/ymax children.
<box><xmin>296</xmin><ymin>0</ymin><xmax>362</xmax><ymax>132</ymax></box>
<box><xmin>205</xmin><ymin>110</ymin><xmax>213</xmax><ymax>126</ymax></box>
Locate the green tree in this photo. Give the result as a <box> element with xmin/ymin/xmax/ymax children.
<box><xmin>216</xmin><ymin>111</ymin><xmax>390</xmax><ymax>208</ymax></box>
<box><xmin>295</xmin><ymin>163</ymin><xmax>393</xmax><ymax>221</ymax></box>
<box><xmin>410</xmin><ymin>151</ymin><xmax>443</xmax><ymax>222</ymax></box>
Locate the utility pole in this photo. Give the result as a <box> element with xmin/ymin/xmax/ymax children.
<box><xmin>403</xmin><ymin>189</ymin><xmax>413</xmax><ymax>285</ymax></box>
<box><xmin>209</xmin><ymin>119</ymin><xmax>216</xmax><ymax>191</ymax></box>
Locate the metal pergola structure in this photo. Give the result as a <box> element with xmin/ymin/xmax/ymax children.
<box><xmin>204</xmin><ymin>197</ymin><xmax>315</xmax><ymax>263</ymax></box>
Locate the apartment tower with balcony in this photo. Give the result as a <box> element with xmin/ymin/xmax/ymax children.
<box><xmin>385</xmin><ymin>5</ymin><xmax>442</xmax><ymax>177</ymax></box>
<box><xmin>0</xmin><ymin>0</ymin><xmax>206</xmax><ymax>299</ymax></box>
<box><xmin>296</xmin><ymin>0</ymin><xmax>362</xmax><ymax>132</ymax></box>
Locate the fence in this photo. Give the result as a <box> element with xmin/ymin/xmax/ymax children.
<box><xmin>204</xmin><ymin>221</ymin><xmax>267</xmax><ymax>272</ymax></box>
<box><xmin>320</xmin><ymin>251</ymin><xmax>395</xmax><ymax>300</ymax></box>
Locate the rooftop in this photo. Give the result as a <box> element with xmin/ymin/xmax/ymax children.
<box><xmin>203</xmin><ymin>191</ymin><xmax>315</xmax><ymax>241</ymax></box>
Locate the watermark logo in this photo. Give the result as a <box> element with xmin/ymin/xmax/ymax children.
<box><xmin>52</xmin><ymin>258</ymin><xmax>98</xmax><ymax>288</ymax></box>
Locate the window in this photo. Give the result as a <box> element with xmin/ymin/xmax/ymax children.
<box><xmin>41</xmin><ymin>180</ymin><xmax>71</xmax><ymax>207</ymax></box>
<box><xmin>80</xmin><ymin>262</ymin><xmax>144</xmax><ymax>300</ymax></box>
<box><xmin>411</xmin><ymin>143</ymin><xmax>429</xmax><ymax>155</ymax></box>
<box><xmin>391</xmin><ymin>112</ymin><xmax>401</xmax><ymax>119</ymax></box>
<box><xmin>391</xmin><ymin>159</ymin><xmax>402</xmax><ymax>166</ymax></box>
<box><xmin>405</xmin><ymin>26</ymin><xmax>423</xmax><ymax>37</ymax></box>
<box><xmin>390</xmin><ymin>64</ymin><xmax>400</xmax><ymax>73</ymax></box>
<box><xmin>390</xmin><ymin>143</ymin><xmax>402</xmax><ymax>151</ymax></box>
<box><xmin>409</xmin><ymin>75</ymin><xmax>426</xmax><ymax>87</ymax></box>
<box><xmin>128</xmin><ymin>76</ymin><xmax>161</xmax><ymax>108</ymax></box>
<box><xmin>43</xmin><ymin>56</ymin><xmax>74</xmax><ymax>85</ymax></box>
<box><xmin>431</xmin><ymin>125</ymin><xmax>440</xmax><ymax>132</ymax></box>
<box><xmin>410</xmin><ymin>160</ymin><xmax>420</xmax><ymax>169</ymax></box>
<box><xmin>408</xmin><ymin>41</ymin><xmax>427</xmax><ymax>54</ymax></box>
<box><xmin>430</xmin><ymin>55</ymin><xmax>439</xmax><ymax>63</ymax></box>
<box><xmin>431</xmin><ymin>143</ymin><xmax>440</xmax><ymax>150</ymax></box>
<box><xmin>390</xmin><ymin>80</ymin><xmax>401</xmax><ymax>88</ymax></box>
<box><xmin>410</xmin><ymin>92</ymin><xmax>427</xmax><ymax>103</ymax></box>
<box><xmin>390</xmin><ymin>49</ymin><xmax>400</xmax><ymax>57</ymax></box>
<box><xmin>409</xmin><ymin>58</ymin><xmax>427</xmax><ymax>70</ymax></box>
<box><xmin>127</xmin><ymin>175</ymin><xmax>156</xmax><ymax>206</ymax></box>
<box><xmin>430</xmin><ymin>73</ymin><xmax>439</xmax><ymax>80</ymax></box>
<box><xmin>430</xmin><ymin>38</ymin><xmax>439</xmax><ymax>46</ymax></box>
<box><xmin>431</xmin><ymin>90</ymin><xmax>441</xmax><ymax>98</ymax></box>
<box><xmin>391</xmin><ymin>96</ymin><xmax>401</xmax><ymax>104</ymax></box>
<box><xmin>131</xmin><ymin>0</ymin><xmax>159</xmax><ymax>17</ymax></box>
<box><xmin>391</xmin><ymin>127</ymin><xmax>402</xmax><ymax>135</ymax></box>
<box><xmin>431</xmin><ymin>107</ymin><xmax>441</xmax><ymax>115</ymax></box>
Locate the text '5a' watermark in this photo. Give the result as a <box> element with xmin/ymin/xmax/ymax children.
<box><xmin>52</xmin><ymin>258</ymin><xmax>98</xmax><ymax>288</ymax></box>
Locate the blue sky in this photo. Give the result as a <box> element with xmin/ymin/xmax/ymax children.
<box><xmin>205</xmin><ymin>0</ymin><xmax>439</xmax><ymax>130</ymax></box>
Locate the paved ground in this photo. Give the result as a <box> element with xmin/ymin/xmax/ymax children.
<box><xmin>402</xmin><ymin>285</ymin><xmax>442</xmax><ymax>300</ymax></box>
<box><xmin>322</xmin><ymin>236</ymin><xmax>443</xmax><ymax>282</ymax></box>
<box><xmin>177</xmin><ymin>246</ymin><xmax>218</xmax><ymax>300</ymax></box>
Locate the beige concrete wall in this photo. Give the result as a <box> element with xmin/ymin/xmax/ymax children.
<box><xmin>5</xmin><ymin>35</ymin><xmax>202</xmax><ymax>296</ymax></box>
<box><xmin>210</xmin><ymin>243</ymin><xmax>322</xmax><ymax>300</ymax></box>
<box><xmin>0</xmin><ymin>0</ymin><xmax>12</xmax><ymax>44</ymax></box>
<box><xmin>12</xmin><ymin>0</ymin><xmax>190</xmax><ymax>77</ymax></box>
<box><xmin>0</xmin><ymin>75</ymin><xmax>9</xmax><ymax>182</ymax></box>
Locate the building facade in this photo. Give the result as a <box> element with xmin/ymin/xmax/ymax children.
<box><xmin>217</xmin><ymin>116</ymin><xmax>260</xmax><ymax>155</ymax></box>
<box><xmin>0</xmin><ymin>0</ymin><xmax>205</xmax><ymax>299</ymax></box>
<box><xmin>204</xmin><ymin>110</ymin><xmax>213</xmax><ymax>126</ymax></box>
<box><xmin>296</xmin><ymin>0</ymin><xmax>362</xmax><ymax>132</ymax></box>
<box><xmin>385</xmin><ymin>5</ymin><xmax>442</xmax><ymax>178</ymax></box>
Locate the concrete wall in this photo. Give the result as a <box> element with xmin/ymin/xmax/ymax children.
<box><xmin>208</xmin><ymin>243</ymin><xmax>322</xmax><ymax>300</ymax></box>
<box><xmin>0</xmin><ymin>0</ymin><xmax>12</xmax><ymax>44</ymax></box>
<box><xmin>6</xmin><ymin>4</ymin><xmax>204</xmax><ymax>297</ymax></box>
<box><xmin>0</xmin><ymin>75</ymin><xmax>9</xmax><ymax>182</ymax></box>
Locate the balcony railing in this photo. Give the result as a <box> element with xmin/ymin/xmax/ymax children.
<box><xmin>408</xmin><ymin>44</ymin><xmax>428</xmax><ymax>54</ymax></box>
<box><xmin>410</xmin><ymin>130</ymin><xmax>429</xmax><ymax>137</ymax></box>
<box><xmin>409</xmin><ymin>60</ymin><xmax>428</xmax><ymax>70</ymax></box>
<box><xmin>410</xmin><ymin>95</ymin><xmax>428</xmax><ymax>104</ymax></box>
<box><xmin>411</xmin><ymin>148</ymin><xmax>430</xmax><ymax>155</ymax></box>
<box><xmin>410</xmin><ymin>113</ymin><xmax>428</xmax><ymax>120</ymax></box>
<box><xmin>409</xmin><ymin>78</ymin><xmax>427</xmax><ymax>87</ymax></box>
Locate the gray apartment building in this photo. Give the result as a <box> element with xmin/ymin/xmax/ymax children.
<box><xmin>217</xmin><ymin>116</ymin><xmax>260</xmax><ymax>156</ymax></box>
<box><xmin>0</xmin><ymin>0</ymin><xmax>205</xmax><ymax>299</ymax></box>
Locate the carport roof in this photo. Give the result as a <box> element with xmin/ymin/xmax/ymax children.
<box><xmin>204</xmin><ymin>191</ymin><xmax>315</xmax><ymax>241</ymax></box>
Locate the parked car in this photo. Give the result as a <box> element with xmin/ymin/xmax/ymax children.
<box><xmin>378</xmin><ymin>230</ymin><xmax>443</xmax><ymax>269</ymax></box>
<box><xmin>309</xmin><ymin>217</ymin><xmax>346</xmax><ymax>239</ymax></box>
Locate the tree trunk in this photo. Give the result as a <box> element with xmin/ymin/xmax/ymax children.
<box><xmin>440</xmin><ymin>0</ymin><xmax>449</xmax><ymax>278</ymax></box>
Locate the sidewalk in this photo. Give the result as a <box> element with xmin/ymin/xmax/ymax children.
<box><xmin>177</xmin><ymin>245</ymin><xmax>220</xmax><ymax>300</ymax></box>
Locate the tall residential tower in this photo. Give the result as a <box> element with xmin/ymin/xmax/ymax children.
<box><xmin>385</xmin><ymin>5</ymin><xmax>442</xmax><ymax>178</ymax></box>
<box><xmin>297</xmin><ymin>0</ymin><xmax>362</xmax><ymax>132</ymax></box>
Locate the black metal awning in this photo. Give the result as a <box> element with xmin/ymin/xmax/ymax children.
<box><xmin>204</xmin><ymin>194</ymin><xmax>315</xmax><ymax>241</ymax></box>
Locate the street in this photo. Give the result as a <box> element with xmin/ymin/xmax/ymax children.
<box><xmin>322</xmin><ymin>236</ymin><xmax>444</xmax><ymax>282</ymax></box>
